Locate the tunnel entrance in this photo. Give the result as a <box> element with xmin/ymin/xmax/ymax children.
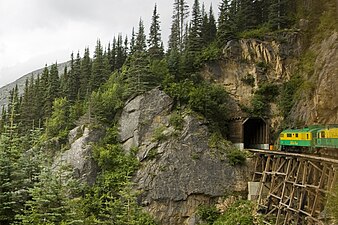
<box><xmin>243</xmin><ymin>117</ymin><xmax>268</xmax><ymax>149</ymax></box>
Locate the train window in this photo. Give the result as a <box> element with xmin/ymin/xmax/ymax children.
<box><xmin>280</xmin><ymin>134</ymin><xmax>284</xmax><ymax>138</ymax></box>
<box><xmin>295</xmin><ymin>134</ymin><xmax>298</xmax><ymax>138</ymax></box>
<box><xmin>287</xmin><ymin>133</ymin><xmax>292</xmax><ymax>137</ymax></box>
<box><xmin>321</xmin><ymin>131</ymin><xmax>325</xmax><ymax>138</ymax></box>
<box><xmin>307</xmin><ymin>134</ymin><xmax>309</xmax><ymax>139</ymax></box>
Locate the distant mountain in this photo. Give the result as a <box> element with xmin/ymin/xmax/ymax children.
<box><xmin>0</xmin><ymin>62</ymin><xmax>69</xmax><ymax>110</ymax></box>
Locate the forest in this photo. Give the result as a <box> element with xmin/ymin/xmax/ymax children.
<box><xmin>0</xmin><ymin>0</ymin><xmax>336</xmax><ymax>224</ymax></box>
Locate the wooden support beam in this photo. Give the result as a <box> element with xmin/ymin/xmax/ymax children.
<box><xmin>248</xmin><ymin>149</ymin><xmax>338</xmax><ymax>225</ymax></box>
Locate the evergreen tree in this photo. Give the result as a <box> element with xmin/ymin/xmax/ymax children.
<box><xmin>217</xmin><ymin>0</ymin><xmax>236</xmax><ymax>45</ymax></box>
<box><xmin>44</xmin><ymin>63</ymin><xmax>60</xmax><ymax>118</ymax></box>
<box><xmin>187</xmin><ymin>0</ymin><xmax>203</xmax><ymax>53</ymax></box>
<box><xmin>268</xmin><ymin>0</ymin><xmax>290</xmax><ymax>30</ymax></box>
<box><xmin>80</xmin><ymin>47</ymin><xmax>92</xmax><ymax>98</ymax></box>
<box><xmin>19</xmin><ymin>78</ymin><xmax>34</xmax><ymax>132</ymax></box>
<box><xmin>134</xmin><ymin>18</ymin><xmax>147</xmax><ymax>52</ymax></box>
<box><xmin>60</xmin><ymin>65</ymin><xmax>68</xmax><ymax>96</ymax></box>
<box><xmin>236</xmin><ymin>0</ymin><xmax>256</xmax><ymax>31</ymax></box>
<box><xmin>40</xmin><ymin>65</ymin><xmax>50</xmax><ymax>119</ymax></box>
<box><xmin>91</xmin><ymin>40</ymin><xmax>106</xmax><ymax>90</ymax></box>
<box><xmin>130</xmin><ymin>27</ymin><xmax>136</xmax><ymax>55</ymax></box>
<box><xmin>116</xmin><ymin>34</ymin><xmax>126</xmax><ymax>70</ymax></box>
<box><xmin>18</xmin><ymin>166</ymin><xmax>82</xmax><ymax>225</ymax></box>
<box><xmin>148</xmin><ymin>4</ymin><xmax>164</xmax><ymax>59</ymax></box>
<box><xmin>33</xmin><ymin>75</ymin><xmax>44</xmax><ymax>126</ymax></box>
<box><xmin>124</xmin><ymin>35</ymin><xmax>129</xmax><ymax>57</ymax></box>
<box><xmin>168</xmin><ymin>0</ymin><xmax>189</xmax><ymax>53</ymax></box>
<box><xmin>110</xmin><ymin>38</ymin><xmax>117</xmax><ymax>71</ymax></box>
<box><xmin>0</xmin><ymin>95</ymin><xmax>22</xmax><ymax>224</ymax></box>
<box><xmin>207</xmin><ymin>5</ymin><xmax>217</xmax><ymax>43</ymax></box>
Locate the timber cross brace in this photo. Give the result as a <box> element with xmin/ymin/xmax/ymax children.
<box><xmin>249</xmin><ymin>149</ymin><xmax>338</xmax><ymax>225</ymax></box>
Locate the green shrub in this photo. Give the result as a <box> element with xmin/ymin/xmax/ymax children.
<box><xmin>214</xmin><ymin>200</ymin><xmax>263</xmax><ymax>225</ymax></box>
<box><xmin>278</xmin><ymin>74</ymin><xmax>303</xmax><ymax>118</ymax></box>
<box><xmin>249</xmin><ymin>83</ymin><xmax>280</xmax><ymax>117</ymax></box>
<box><xmin>327</xmin><ymin>182</ymin><xmax>338</xmax><ymax>223</ymax></box>
<box><xmin>197</xmin><ymin>205</ymin><xmax>220</xmax><ymax>224</ymax></box>
<box><xmin>227</xmin><ymin>148</ymin><xmax>246</xmax><ymax>166</ymax></box>
<box><xmin>152</xmin><ymin>126</ymin><xmax>167</xmax><ymax>142</ymax></box>
<box><xmin>198</xmin><ymin>42</ymin><xmax>222</xmax><ymax>62</ymax></box>
<box><xmin>241</xmin><ymin>74</ymin><xmax>255</xmax><ymax>87</ymax></box>
<box><xmin>169</xmin><ymin>111</ymin><xmax>184</xmax><ymax>130</ymax></box>
<box><xmin>239</xmin><ymin>26</ymin><xmax>271</xmax><ymax>39</ymax></box>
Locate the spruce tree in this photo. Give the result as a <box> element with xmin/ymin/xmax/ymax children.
<box><xmin>91</xmin><ymin>40</ymin><xmax>105</xmax><ymax>91</ymax></box>
<box><xmin>116</xmin><ymin>34</ymin><xmax>126</xmax><ymax>70</ymax></box>
<box><xmin>130</xmin><ymin>27</ymin><xmax>136</xmax><ymax>55</ymax></box>
<box><xmin>168</xmin><ymin>0</ymin><xmax>189</xmax><ymax>53</ymax></box>
<box><xmin>80</xmin><ymin>47</ymin><xmax>92</xmax><ymax>98</ymax></box>
<box><xmin>187</xmin><ymin>0</ymin><xmax>203</xmax><ymax>53</ymax></box>
<box><xmin>217</xmin><ymin>0</ymin><xmax>236</xmax><ymax>46</ymax></box>
<box><xmin>134</xmin><ymin>18</ymin><xmax>147</xmax><ymax>52</ymax></box>
<box><xmin>110</xmin><ymin>38</ymin><xmax>117</xmax><ymax>71</ymax></box>
<box><xmin>148</xmin><ymin>4</ymin><xmax>164</xmax><ymax>59</ymax></box>
<box><xmin>268</xmin><ymin>0</ymin><xmax>290</xmax><ymax>30</ymax></box>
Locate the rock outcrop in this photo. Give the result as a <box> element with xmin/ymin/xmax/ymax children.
<box><xmin>202</xmin><ymin>32</ymin><xmax>301</xmax><ymax>118</ymax></box>
<box><xmin>53</xmin><ymin>125</ymin><xmax>104</xmax><ymax>185</ymax></box>
<box><xmin>292</xmin><ymin>32</ymin><xmax>338</xmax><ymax>124</ymax></box>
<box><xmin>119</xmin><ymin>88</ymin><xmax>252</xmax><ymax>225</ymax></box>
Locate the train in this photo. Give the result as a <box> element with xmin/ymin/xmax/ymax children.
<box><xmin>279</xmin><ymin>125</ymin><xmax>338</xmax><ymax>154</ymax></box>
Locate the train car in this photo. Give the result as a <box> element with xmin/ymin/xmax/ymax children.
<box><xmin>316</xmin><ymin>127</ymin><xmax>338</xmax><ymax>148</ymax></box>
<box><xmin>279</xmin><ymin>125</ymin><xmax>338</xmax><ymax>156</ymax></box>
<box><xmin>279</xmin><ymin>126</ymin><xmax>322</xmax><ymax>152</ymax></box>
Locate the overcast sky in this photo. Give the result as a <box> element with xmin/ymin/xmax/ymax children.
<box><xmin>0</xmin><ymin>0</ymin><xmax>220</xmax><ymax>87</ymax></box>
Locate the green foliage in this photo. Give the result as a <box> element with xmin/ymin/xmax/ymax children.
<box><xmin>241</xmin><ymin>74</ymin><xmax>255</xmax><ymax>87</ymax></box>
<box><xmin>17</xmin><ymin>166</ymin><xmax>83</xmax><ymax>225</ymax></box>
<box><xmin>208</xmin><ymin>132</ymin><xmax>231</xmax><ymax>151</ymax></box>
<box><xmin>248</xmin><ymin>83</ymin><xmax>280</xmax><ymax>117</ymax></box>
<box><xmin>278</xmin><ymin>74</ymin><xmax>303</xmax><ymax>118</ymax></box>
<box><xmin>197</xmin><ymin>205</ymin><xmax>220</xmax><ymax>224</ymax></box>
<box><xmin>188</xmin><ymin>83</ymin><xmax>229</xmax><ymax>133</ymax></box>
<box><xmin>45</xmin><ymin>97</ymin><xmax>71</xmax><ymax>140</ymax></box>
<box><xmin>198</xmin><ymin>42</ymin><xmax>222</xmax><ymax>62</ymax></box>
<box><xmin>227</xmin><ymin>148</ymin><xmax>247</xmax><ymax>166</ymax></box>
<box><xmin>90</xmin><ymin>73</ymin><xmax>125</xmax><ymax>124</ymax></box>
<box><xmin>299</xmin><ymin>50</ymin><xmax>316</xmax><ymax>76</ymax></box>
<box><xmin>313</xmin><ymin>1</ymin><xmax>337</xmax><ymax>42</ymax></box>
<box><xmin>152</xmin><ymin>126</ymin><xmax>167</xmax><ymax>142</ymax></box>
<box><xmin>85</xmin><ymin>131</ymin><xmax>156</xmax><ymax>224</ymax></box>
<box><xmin>169</xmin><ymin>111</ymin><xmax>184</xmax><ymax>130</ymax></box>
<box><xmin>214</xmin><ymin>200</ymin><xmax>263</xmax><ymax>225</ymax></box>
<box><xmin>239</xmin><ymin>26</ymin><xmax>271</xmax><ymax>39</ymax></box>
<box><xmin>327</xmin><ymin>183</ymin><xmax>338</xmax><ymax>224</ymax></box>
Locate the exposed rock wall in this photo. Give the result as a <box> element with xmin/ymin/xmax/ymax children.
<box><xmin>291</xmin><ymin>32</ymin><xmax>338</xmax><ymax>124</ymax></box>
<box><xmin>203</xmin><ymin>32</ymin><xmax>301</xmax><ymax>118</ymax></box>
<box><xmin>53</xmin><ymin>125</ymin><xmax>104</xmax><ymax>185</ymax></box>
<box><xmin>119</xmin><ymin>88</ymin><xmax>252</xmax><ymax>225</ymax></box>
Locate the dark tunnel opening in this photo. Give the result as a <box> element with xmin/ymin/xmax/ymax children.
<box><xmin>243</xmin><ymin>117</ymin><xmax>268</xmax><ymax>149</ymax></box>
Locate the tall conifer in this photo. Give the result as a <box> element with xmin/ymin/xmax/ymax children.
<box><xmin>148</xmin><ymin>4</ymin><xmax>164</xmax><ymax>58</ymax></box>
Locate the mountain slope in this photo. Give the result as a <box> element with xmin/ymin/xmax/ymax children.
<box><xmin>0</xmin><ymin>62</ymin><xmax>69</xmax><ymax>109</ymax></box>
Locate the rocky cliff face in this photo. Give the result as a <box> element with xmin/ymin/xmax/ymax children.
<box><xmin>291</xmin><ymin>31</ymin><xmax>338</xmax><ymax>124</ymax></box>
<box><xmin>202</xmin><ymin>32</ymin><xmax>301</xmax><ymax>118</ymax></box>
<box><xmin>53</xmin><ymin>125</ymin><xmax>104</xmax><ymax>185</ymax></box>
<box><xmin>119</xmin><ymin>88</ymin><xmax>252</xmax><ymax>224</ymax></box>
<box><xmin>203</xmin><ymin>30</ymin><xmax>338</xmax><ymax>126</ymax></box>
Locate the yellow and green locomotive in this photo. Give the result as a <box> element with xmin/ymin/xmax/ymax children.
<box><xmin>279</xmin><ymin>125</ymin><xmax>338</xmax><ymax>154</ymax></box>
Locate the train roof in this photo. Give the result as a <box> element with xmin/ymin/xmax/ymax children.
<box><xmin>281</xmin><ymin>126</ymin><xmax>322</xmax><ymax>133</ymax></box>
<box><xmin>281</xmin><ymin>125</ymin><xmax>338</xmax><ymax>134</ymax></box>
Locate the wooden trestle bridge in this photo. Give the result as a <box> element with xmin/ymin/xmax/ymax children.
<box><xmin>249</xmin><ymin>149</ymin><xmax>338</xmax><ymax>225</ymax></box>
